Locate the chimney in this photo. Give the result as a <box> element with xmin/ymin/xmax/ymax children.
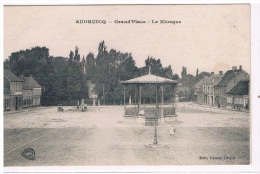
<box><xmin>239</xmin><ymin>65</ymin><xmax>242</xmax><ymax>70</ymax></box>
<box><xmin>211</xmin><ymin>72</ymin><xmax>214</xmax><ymax>75</ymax></box>
<box><xmin>219</xmin><ymin>71</ymin><xmax>223</xmax><ymax>75</ymax></box>
<box><xmin>232</xmin><ymin>66</ymin><xmax>237</xmax><ymax>71</ymax></box>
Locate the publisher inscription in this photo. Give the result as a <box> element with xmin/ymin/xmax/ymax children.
<box><xmin>199</xmin><ymin>156</ymin><xmax>235</xmax><ymax>160</ymax></box>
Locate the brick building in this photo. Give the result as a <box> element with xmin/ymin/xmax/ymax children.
<box><xmin>22</xmin><ymin>76</ymin><xmax>42</xmax><ymax>107</ymax></box>
<box><xmin>193</xmin><ymin>78</ymin><xmax>204</xmax><ymax>104</ymax></box>
<box><xmin>202</xmin><ymin>72</ymin><xmax>222</xmax><ymax>106</ymax></box>
<box><xmin>4</xmin><ymin>69</ymin><xmax>42</xmax><ymax>111</ymax></box>
<box><xmin>214</xmin><ymin>66</ymin><xmax>249</xmax><ymax>108</ymax></box>
<box><xmin>4</xmin><ymin>69</ymin><xmax>23</xmax><ymax>111</ymax></box>
<box><xmin>226</xmin><ymin>80</ymin><xmax>249</xmax><ymax>110</ymax></box>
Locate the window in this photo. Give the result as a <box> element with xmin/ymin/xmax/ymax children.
<box><xmin>227</xmin><ymin>97</ymin><xmax>232</xmax><ymax>103</ymax></box>
<box><xmin>7</xmin><ymin>99</ymin><xmax>10</xmax><ymax>108</ymax></box>
<box><xmin>4</xmin><ymin>99</ymin><xmax>10</xmax><ymax>109</ymax></box>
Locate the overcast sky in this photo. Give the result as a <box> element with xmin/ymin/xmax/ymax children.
<box><xmin>4</xmin><ymin>5</ymin><xmax>250</xmax><ymax>76</ymax></box>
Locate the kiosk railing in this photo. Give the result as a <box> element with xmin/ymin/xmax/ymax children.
<box><xmin>124</xmin><ymin>105</ymin><xmax>175</xmax><ymax>117</ymax></box>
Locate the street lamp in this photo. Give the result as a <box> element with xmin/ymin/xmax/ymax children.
<box><xmin>153</xmin><ymin>83</ymin><xmax>159</xmax><ymax>146</ymax></box>
<box><xmin>153</xmin><ymin>122</ymin><xmax>158</xmax><ymax>145</ymax></box>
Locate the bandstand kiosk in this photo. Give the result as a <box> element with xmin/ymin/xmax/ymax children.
<box><xmin>119</xmin><ymin>70</ymin><xmax>178</xmax><ymax>125</ymax></box>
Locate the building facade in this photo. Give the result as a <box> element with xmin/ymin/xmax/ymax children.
<box><xmin>202</xmin><ymin>72</ymin><xmax>222</xmax><ymax>106</ymax></box>
<box><xmin>193</xmin><ymin>78</ymin><xmax>204</xmax><ymax>104</ymax></box>
<box><xmin>22</xmin><ymin>76</ymin><xmax>42</xmax><ymax>107</ymax></box>
<box><xmin>214</xmin><ymin>66</ymin><xmax>249</xmax><ymax>108</ymax></box>
<box><xmin>226</xmin><ymin>80</ymin><xmax>249</xmax><ymax>110</ymax></box>
<box><xmin>87</xmin><ymin>80</ymin><xmax>98</xmax><ymax>106</ymax></box>
<box><xmin>193</xmin><ymin>72</ymin><xmax>221</xmax><ymax>105</ymax></box>
<box><xmin>4</xmin><ymin>69</ymin><xmax>42</xmax><ymax>111</ymax></box>
<box><xmin>4</xmin><ymin>69</ymin><xmax>24</xmax><ymax>111</ymax></box>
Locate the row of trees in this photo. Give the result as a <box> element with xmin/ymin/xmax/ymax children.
<box><xmin>93</xmin><ymin>41</ymin><xmax>183</xmax><ymax>104</ymax></box>
<box><xmin>5</xmin><ymin>41</ymin><xmax>201</xmax><ymax>105</ymax></box>
<box><xmin>177</xmin><ymin>66</ymin><xmax>211</xmax><ymax>101</ymax></box>
<box><xmin>5</xmin><ymin>47</ymin><xmax>87</xmax><ymax>105</ymax></box>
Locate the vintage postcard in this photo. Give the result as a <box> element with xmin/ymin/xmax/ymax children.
<box><xmin>2</xmin><ymin>3</ymin><xmax>257</xmax><ymax>173</ymax></box>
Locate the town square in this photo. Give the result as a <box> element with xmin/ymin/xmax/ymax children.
<box><xmin>4</xmin><ymin>103</ymin><xmax>249</xmax><ymax>166</ymax></box>
<box><xmin>3</xmin><ymin>4</ymin><xmax>253</xmax><ymax>171</ymax></box>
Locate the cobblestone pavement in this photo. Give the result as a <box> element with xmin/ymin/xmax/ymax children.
<box><xmin>4</xmin><ymin>104</ymin><xmax>250</xmax><ymax>166</ymax></box>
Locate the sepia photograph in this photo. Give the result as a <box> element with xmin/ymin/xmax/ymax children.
<box><xmin>2</xmin><ymin>3</ymin><xmax>258</xmax><ymax>173</ymax></box>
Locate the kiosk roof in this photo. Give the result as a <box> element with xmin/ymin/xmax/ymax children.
<box><xmin>120</xmin><ymin>73</ymin><xmax>178</xmax><ymax>84</ymax></box>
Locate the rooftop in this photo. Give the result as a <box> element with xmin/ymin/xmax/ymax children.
<box><xmin>22</xmin><ymin>76</ymin><xmax>42</xmax><ymax>90</ymax></box>
<box><xmin>120</xmin><ymin>73</ymin><xmax>178</xmax><ymax>85</ymax></box>
<box><xmin>215</xmin><ymin>69</ymin><xmax>248</xmax><ymax>87</ymax></box>
<box><xmin>4</xmin><ymin>69</ymin><xmax>23</xmax><ymax>82</ymax></box>
<box><xmin>227</xmin><ymin>80</ymin><xmax>249</xmax><ymax>95</ymax></box>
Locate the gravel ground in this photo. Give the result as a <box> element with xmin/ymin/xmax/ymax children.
<box><xmin>4</xmin><ymin>103</ymin><xmax>250</xmax><ymax>166</ymax></box>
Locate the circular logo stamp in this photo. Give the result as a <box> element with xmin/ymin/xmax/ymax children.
<box><xmin>21</xmin><ymin>148</ymin><xmax>36</xmax><ymax>160</ymax></box>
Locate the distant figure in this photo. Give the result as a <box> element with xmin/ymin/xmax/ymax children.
<box><xmin>77</xmin><ymin>100</ymin><xmax>80</xmax><ymax>109</ymax></box>
<box><xmin>169</xmin><ymin>125</ymin><xmax>176</xmax><ymax>136</ymax></box>
<box><xmin>81</xmin><ymin>103</ymin><xmax>85</xmax><ymax>112</ymax></box>
<box><xmin>138</xmin><ymin>109</ymin><xmax>145</xmax><ymax>116</ymax></box>
<box><xmin>58</xmin><ymin>104</ymin><xmax>63</xmax><ymax>112</ymax></box>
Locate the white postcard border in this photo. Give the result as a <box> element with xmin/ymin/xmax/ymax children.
<box><xmin>1</xmin><ymin>1</ymin><xmax>260</xmax><ymax>173</ymax></box>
